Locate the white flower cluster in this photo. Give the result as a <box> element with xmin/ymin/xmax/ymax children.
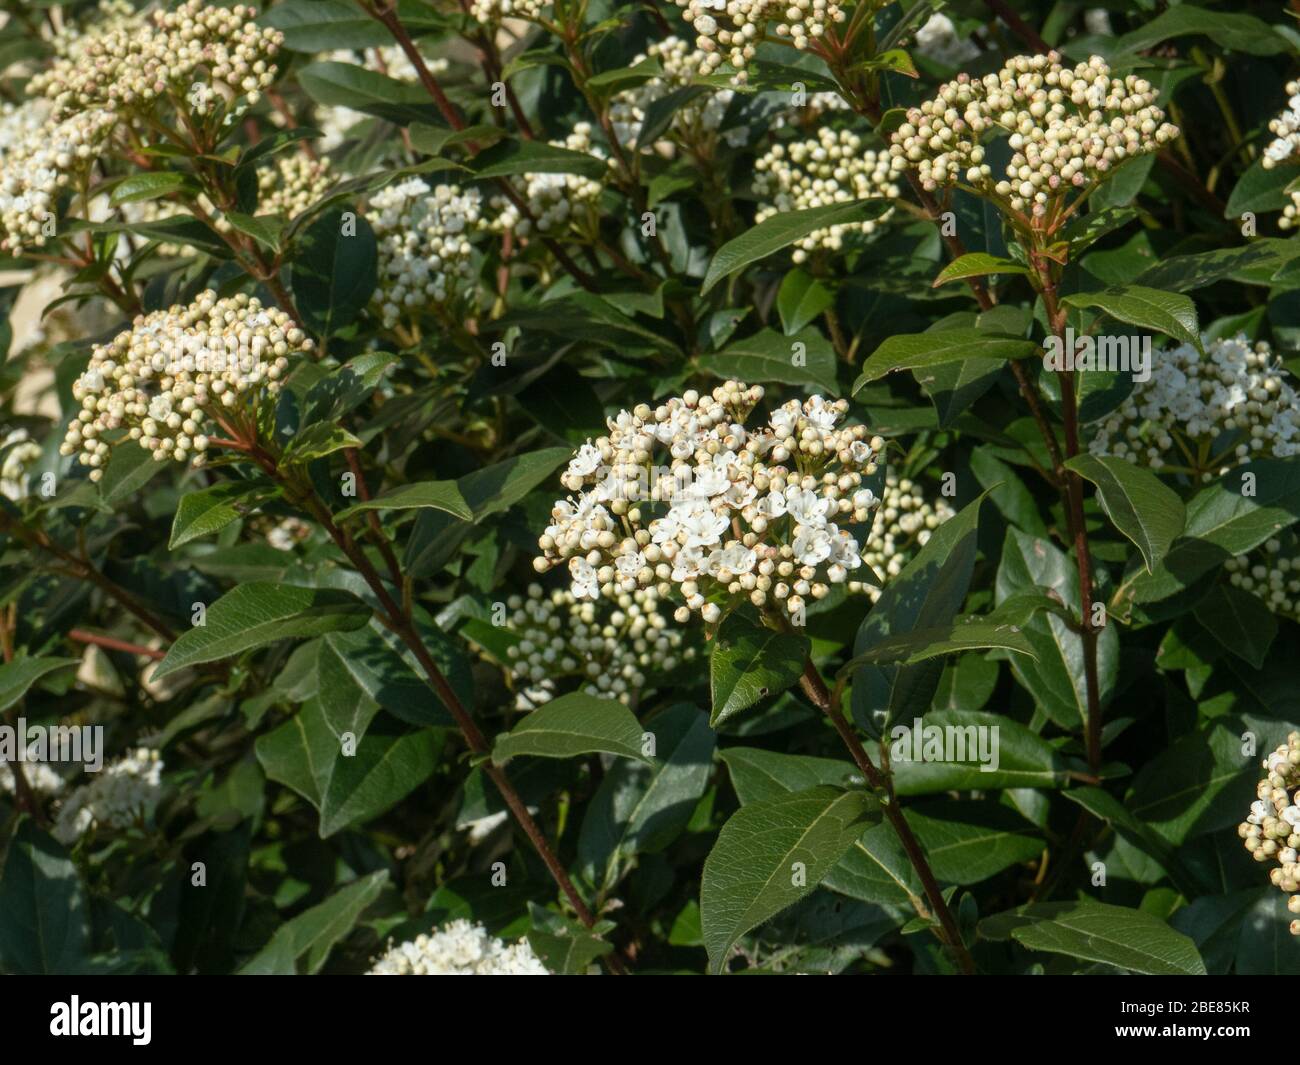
<box><xmin>1240</xmin><ymin>734</ymin><xmax>1300</xmax><ymax>934</ymax></box>
<box><xmin>533</xmin><ymin>381</ymin><xmax>884</xmax><ymax>623</ymax></box>
<box><xmin>492</xmin><ymin>124</ymin><xmax>607</xmax><ymax>238</ymax></box>
<box><xmin>30</xmin><ymin>0</ymin><xmax>281</xmax><ymax>124</ymax></box>
<box><xmin>1265</xmin><ymin>89</ymin><xmax>1300</xmax><ymax>229</ymax></box>
<box><xmin>855</xmin><ymin>473</ymin><xmax>955</xmax><ymax>601</ymax></box>
<box><xmin>753</xmin><ymin>128</ymin><xmax>898</xmax><ymax>261</ymax></box>
<box><xmin>0</xmin><ymin>758</ymin><xmax>65</xmax><ymax>799</ymax></box>
<box><xmin>497</xmin><ymin>583</ymin><xmax>695</xmax><ymax>708</ymax></box>
<box><xmin>889</xmin><ymin>52</ymin><xmax>1178</xmax><ymax>217</ymax></box>
<box><xmin>367</xmin><ymin>177</ymin><xmax>485</xmax><ymax>329</ymax></box>
<box><xmin>1083</xmin><ymin>8</ymin><xmax>1113</xmax><ymax>36</ymax></box>
<box><xmin>61</xmin><ymin>291</ymin><xmax>311</xmax><ymax>479</ymax></box>
<box><xmin>53</xmin><ymin>748</ymin><xmax>163</xmax><ymax>846</ymax></box>
<box><xmin>1226</xmin><ymin>537</ymin><xmax>1300</xmax><ymax>621</ymax></box>
<box><xmin>1264</xmin><ymin>82</ymin><xmax>1300</xmax><ymax>170</ymax></box>
<box><xmin>469</xmin><ymin>0</ymin><xmax>551</xmax><ymax>23</ymax></box>
<box><xmin>610</xmin><ymin>36</ymin><xmax>743</xmax><ymax>151</ymax></box>
<box><xmin>1088</xmin><ymin>335</ymin><xmax>1300</xmax><ymax>478</ymax></box>
<box><xmin>912</xmin><ymin>13</ymin><xmax>980</xmax><ymax>68</ymax></box>
<box><xmin>1</xmin><ymin>429</ymin><xmax>43</xmax><ymax>502</ymax></box>
<box><xmin>266</xmin><ymin>516</ymin><xmax>312</xmax><ymax>551</ymax></box>
<box><xmin>672</xmin><ymin>0</ymin><xmax>846</xmax><ymax>80</ymax></box>
<box><xmin>257</xmin><ymin>154</ymin><xmax>333</xmax><ymax>220</ymax></box>
<box><xmin>0</xmin><ymin>102</ymin><xmax>117</xmax><ymax>254</ymax></box>
<box><xmin>369</xmin><ymin>919</ymin><xmax>549</xmax><ymax>975</ymax></box>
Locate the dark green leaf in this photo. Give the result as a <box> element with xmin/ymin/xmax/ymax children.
<box><xmin>169</xmin><ymin>480</ymin><xmax>279</xmax><ymax>549</ymax></box>
<box><xmin>240</xmin><ymin>871</ymin><xmax>389</xmax><ymax>974</ymax></box>
<box><xmin>701</xmin><ymin>786</ymin><xmax>879</xmax><ymax>973</ymax></box>
<box><xmin>701</xmin><ymin>327</ymin><xmax>839</xmax><ymax>394</ymax></box>
<box><xmin>0</xmin><ymin>656</ymin><xmax>79</xmax><ymax>712</ymax></box>
<box><xmin>255</xmin><ymin>697</ymin><xmax>441</xmax><ymax>837</ymax></box>
<box><xmin>335</xmin><ymin>480</ymin><xmax>471</xmax><ymax>522</ymax></box>
<box><xmin>999</xmin><ymin>899</ymin><xmax>1207</xmax><ymax>975</ymax></box>
<box><xmin>1061</xmin><ymin>286</ymin><xmax>1199</xmax><ymax>346</ymax></box>
<box><xmin>1193</xmin><ymin>583</ymin><xmax>1276</xmax><ymax>670</ymax></box>
<box><xmin>932</xmin><ymin>253</ymin><xmax>1029</xmax><ymax>286</ymax></box>
<box><xmin>855</xmin><ymin>330</ymin><xmax>1039</xmax><ymax>390</ymax></box>
<box><xmin>709</xmin><ymin>612</ymin><xmax>809</xmax><ymax>727</ymax></box>
<box><xmin>776</xmin><ymin>269</ymin><xmax>834</xmax><ymax>335</ymax></box>
<box><xmin>0</xmin><ymin>820</ymin><xmax>90</xmax><ymax>975</ymax></box>
<box><xmin>154</xmin><ymin>583</ymin><xmax>371</xmax><ymax>679</ymax></box>
<box><xmin>289</xmin><ymin>210</ymin><xmax>378</xmax><ymax>338</ymax></box>
<box><xmin>492</xmin><ymin>692</ymin><xmax>651</xmax><ymax>764</ymax></box>
<box><xmin>1066</xmin><ymin>453</ymin><xmax>1186</xmax><ymax>572</ymax></box>
<box><xmin>702</xmin><ymin>200</ymin><xmax>890</xmax><ymax>294</ymax></box>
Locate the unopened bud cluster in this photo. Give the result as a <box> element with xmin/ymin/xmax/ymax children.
<box><xmin>469</xmin><ymin>0</ymin><xmax>551</xmax><ymax>23</ymax></box>
<box><xmin>673</xmin><ymin>0</ymin><xmax>846</xmax><ymax>81</ymax></box>
<box><xmin>1226</xmin><ymin>536</ymin><xmax>1300</xmax><ymax>621</ymax></box>
<box><xmin>491</xmin><ymin>124</ymin><xmax>607</xmax><ymax>238</ymax></box>
<box><xmin>369</xmin><ymin>919</ymin><xmax>549</xmax><ymax>975</ymax></box>
<box><xmin>31</xmin><ymin>1</ymin><xmax>281</xmax><ymax>126</ymax></box>
<box><xmin>0</xmin><ymin>102</ymin><xmax>116</xmax><ymax>253</ymax></box>
<box><xmin>533</xmin><ymin>381</ymin><xmax>884</xmax><ymax>624</ymax></box>
<box><xmin>610</xmin><ymin>36</ymin><xmax>743</xmax><ymax>151</ymax></box>
<box><xmin>1240</xmin><ymin>734</ymin><xmax>1300</xmax><ymax>934</ymax></box>
<box><xmin>53</xmin><ymin>748</ymin><xmax>164</xmax><ymax>846</ymax></box>
<box><xmin>1263</xmin><ymin>82</ymin><xmax>1300</xmax><ymax>169</ymax></box>
<box><xmin>1</xmin><ymin>429</ymin><xmax>43</xmax><ymax>502</ymax></box>
<box><xmin>1</xmin><ymin>1</ymin><xmax>283</xmax><ymax>250</ymax></box>
<box><xmin>1279</xmin><ymin>191</ymin><xmax>1300</xmax><ymax>231</ymax></box>
<box><xmin>889</xmin><ymin>53</ymin><xmax>1178</xmax><ymax>218</ymax></box>
<box><xmin>753</xmin><ymin>129</ymin><xmax>897</xmax><ymax>261</ymax></box>
<box><xmin>854</xmin><ymin>473</ymin><xmax>955</xmax><ymax>601</ymax></box>
<box><xmin>1088</xmin><ymin>335</ymin><xmax>1300</xmax><ymax>478</ymax></box>
<box><xmin>367</xmin><ymin>177</ymin><xmax>484</xmax><ymax>329</ymax></box>
<box><xmin>61</xmin><ymin>291</ymin><xmax>311</xmax><ymax>479</ymax></box>
<box><xmin>257</xmin><ymin>154</ymin><xmax>333</xmax><ymax>221</ymax></box>
<box><xmin>496</xmin><ymin>583</ymin><xmax>695</xmax><ymax>709</ymax></box>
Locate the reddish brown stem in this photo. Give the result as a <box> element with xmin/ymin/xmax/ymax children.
<box><xmin>68</xmin><ymin>629</ymin><xmax>166</xmax><ymax>660</ymax></box>
<box><xmin>851</xmin><ymin>80</ymin><xmax>1102</xmax><ymax>774</ymax></box>
<box><xmin>266</xmin><ymin>88</ymin><xmax>318</xmax><ymax>161</ymax></box>
<box><xmin>342</xmin><ymin>449</ymin><xmax>404</xmax><ymax>592</ymax></box>
<box><xmin>799</xmin><ymin>659</ymin><xmax>976</xmax><ymax>975</ymax></box>
<box><xmin>1037</xmin><ymin>268</ymin><xmax>1104</xmax><ymax>773</ymax></box>
<box><xmin>0</xmin><ymin>514</ymin><xmax>177</xmax><ymax>643</ymax></box>
<box><xmin>362</xmin><ymin>0</ymin><xmax>599</xmax><ymax>291</ymax></box>
<box><xmin>453</xmin><ymin>0</ymin><xmax>536</xmax><ymax>141</ymax></box>
<box><xmin>243</xmin><ymin>442</ymin><xmax>624</xmax><ymax>970</ymax></box>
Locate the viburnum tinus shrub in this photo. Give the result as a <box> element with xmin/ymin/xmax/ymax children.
<box><xmin>1</xmin><ymin>0</ymin><xmax>1299</xmax><ymax>978</ymax></box>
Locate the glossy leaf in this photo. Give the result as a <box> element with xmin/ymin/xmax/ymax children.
<box><xmin>701</xmin><ymin>786</ymin><xmax>879</xmax><ymax>973</ymax></box>
<box><xmin>709</xmin><ymin>612</ymin><xmax>809</xmax><ymax>727</ymax></box>
<box><xmin>492</xmin><ymin>692</ymin><xmax>650</xmax><ymax>765</ymax></box>
<box><xmin>154</xmin><ymin>583</ymin><xmax>371</xmax><ymax>679</ymax></box>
